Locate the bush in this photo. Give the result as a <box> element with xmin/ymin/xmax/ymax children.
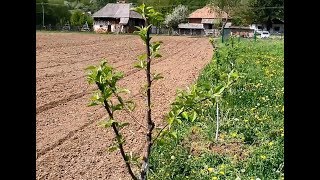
<box><xmin>70</xmin><ymin>10</ymin><xmax>93</xmax><ymax>27</ymax></box>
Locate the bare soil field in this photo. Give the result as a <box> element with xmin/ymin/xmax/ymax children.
<box><xmin>36</xmin><ymin>32</ymin><xmax>212</xmax><ymax>180</ymax></box>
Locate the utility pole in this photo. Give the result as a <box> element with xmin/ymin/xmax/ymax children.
<box><xmin>41</xmin><ymin>2</ymin><xmax>44</xmax><ymax>28</ymax></box>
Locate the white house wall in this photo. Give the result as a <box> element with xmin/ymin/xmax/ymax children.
<box><xmin>93</xmin><ymin>21</ymin><xmax>126</xmax><ymax>33</ymax></box>
<box><xmin>250</xmin><ymin>23</ymin><xmax>284</xmax><ymax>34</ymax></box>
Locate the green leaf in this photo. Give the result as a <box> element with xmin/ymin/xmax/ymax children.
<box><xmin>95</xmin><ymin>70</ymin><xmax>102</xmax><ymax>83</ymax></box>
<box><xmin>146</xmin><ymin>24</ymin><xmax>152</xmax><ymax>30</ymax></box>
<box><xmin>139</xmin><ymin>33</ymin><xmax>147</xmax><ymax>43</ymax></box>
<box><xmin>190</xmin><ymin>111</ymin><xmax>197</xmax><ymax>122</ymax></box>
<box><xmin>101</xmin><ymin>61</ymin><xmax>108</xmax><ymax>67</ymax></box>
<box><xmin>153</xmin><ymin>53</ymin><xmax>162</xmax><ymax>58</ymax></box>
<box><xmin>181</xmin><ymin>112</ymin><xmax>188</xmax><ymax>120</ymax></box>
<box><xmin>169</xmin><ymin>110</ymin><xmax>175</xmax><ymax>118</ymax></box>
<box><xmin>99</xmin><ymin>119</ymin><xmax>115</xmax><ymax>128</ymax></box>
<box><xmin>134</xmin><ymin>57</ymin><xmax>147</xmax><ymax>69</ymax></box>
<box><xmin>134</xmin><ymin>62</ymin><xmax>144</xmax><ymax>69</ymax></box>
<box><xmin>176</xmin><ymin>118</ymin><xmax>182</xmax><ymax>124</ymax></box>
<box><xmin>214</xmin><ymin>84</ymin><xmax>225</xmax><ymax>94</ymax></box>
<box><xmin>108</xmin><ymin>145</ymin><xmax>118</xmax><ymax>152</ymax></box>
<box><xmin>90</xmin><ymin>92</ymin><xmax>99</xmax><ymax>100</ymax></box>
<box><xmin>157</xmin><ymin>138</ymin><xmax>166</xmax><ymax>146</ymax></box>
<box><xmin>153</xmin><ymin>73</ymin><xmax>164</xmax><ymax>81</ymax></box>
<box><xmin>88</xmin><ymin>101</ymin><xmax>99</xmax><ymax>107</ymax></box>
<box><xmin>116</xmin><ymin>88</ymin><xmax>130</xmax><ymax>94</ymax></box>
<box><xmin>176</xmin><ymin>107</ymin><xmax>184</xmax><ymax>116</ymax></box>
<box><xmin>118</xmin><ymin>122</ymin><xmax>130</xmax><ymax>128</ymax></box>
<box><xmin>170</xmin><ymin>131</ymin><xmax>177</xmax><ymax>139</ymax></box>
<box><xmin>85</xmin><ymin>65</ymin><xmax>96</xmax><ymax>71</ymax></box>
<box><xmin>134</xmin><ymin>26</ymin><xmax>143</xmax><ymax>32</ymax></box>
<box><xmin>102</xmin><ymin>88</ymin><xmax>112</xmax><ymax>100</ymax></box>
<box><xmin>116</xmin><ymin>134</ymin><xmax>126</xmax><ymax>145</ymax></box>
<box><xmin>138</xmin><ymin>53</ymin><xmax>147</xmax><ymax>61</ymax></box>
<box><xmin>231</xmin><ymin>72</ymin><xmax>239</xmax><ymax>79</ymax></box>
<box><xmin>151</xmin><ymin>41</ymin><xmax>162</xmax><ymax>53</ymax></box>
<box><xmin>167</xmin><ymin>117</ymin><xmax>174</xmax><ymax>125</ymax></box>
<box><xmin>112</xmin><ymin>103</ymin><xmax>123</xmax><ymax>111</ymax></box>
<box><xmin>126</xmin><ymin>100</ymin><xmax>136</xmax><ymax>111</ymax></box>
<box><xmin>128</xmin><ymin>152</ymin><xmax>140</xmax><ymax>165</ymax></box>
<box><xmin>113</xmin><ymin>72</ymin><xmax>124</xmax><ymax>80</ymax></box>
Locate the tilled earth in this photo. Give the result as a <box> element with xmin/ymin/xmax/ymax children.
<box><xmin>36</xmin><ymin>32</ymin><xmax>212</xmax><ymax>180</ymax></box>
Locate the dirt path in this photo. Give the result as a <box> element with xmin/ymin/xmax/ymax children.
<box><xmin>36</xmin><ymin>32</ymin><xmax>212</xmax><ymax>180</ymax></box>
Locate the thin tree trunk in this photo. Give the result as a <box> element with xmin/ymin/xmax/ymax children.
<box><xmin>215</xmin><ymin>102</ymin><xmax>219</xmax><ymax>142</ymax></box>
<box><xmin>140</xmin><ymin>19</ymin><xmax>155</xmax><ymax>180</ymax></box>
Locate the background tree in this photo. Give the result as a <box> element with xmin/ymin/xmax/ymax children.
<box><xmin>36</xmin><ymin>0</ymin><xmax>71</xmax><ymax>26</ymax></box>
<box><xmin>91</xmin><ymin>0</ymin><xmax>116</xmax><ymax>11</ymax></box>
<box><xmin>208</xmin><ymin>0</ymin><xmax>241</xmax><ymax>42</ymax></box>
<box><xmin>163</xmin><ymin>5</ymin><xmax>189</xmax><ymax>31</ymax></box>
<box><xmin>136</xmin><ymin>0</ymin><xmax>172</xmax><ymax>14</ymax></box>
<box><xmin>135</xmin><ymin>0</ymin><xmax>209</xmax><ymax>14</ymax></box>
<box><xmin>247</xmin><ymin>0</ymin><xmax>284</xmax><ymax>30</ymax></box>
<box><xmin>174</xmin><ymin>0</ymin><xmax>209</xmax><ymax>11</ymax></box>
<box><xmin>70</xmin><ymin>10</ymin><xmax>93</xmax><ymax>27</ymax></box>
<box><xmin>229</xmin><ymin>3</ymin><xmax>252</xmax><ymax>26</ymax></box>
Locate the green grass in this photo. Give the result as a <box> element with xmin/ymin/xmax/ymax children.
<box><xmin>149</xmin><ymin>39</ymin><xmax>284</xmax><ymax>180</ymax></box>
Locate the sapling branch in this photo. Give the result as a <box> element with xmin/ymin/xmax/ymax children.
<box><xmin>152</xmin><ymin>123</ymin><xmax>169</xmax><ymax>144</ymax></box>
<box><xmin>96</xmin><ymin>82</ymin><xmax>138</xmax><ymax>180</ymax></box>
<box><xmin>105</xmin><ymin>81</ymin><xmax>147</xmax><ymax>130</ymax></box>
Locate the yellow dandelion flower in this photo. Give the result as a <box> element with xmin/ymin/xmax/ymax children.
<box><xmin>281</xmin><ymin>133</ymin><xmax>284</xmax><ymax>137</ymax></box>
<box><xmin>208</xmin><ymin>168</ymin><xmax>214</xmax><ymax>173</ymax></box>
<box><xmin>212</xmin><ymin>177</ymin><xmax>218</xmax><ymax>180</ymax></box>
<box><xmin>268</xmin><ymin>142</ymin><xmax>274</xmax><ymax>146</ymax></box>
<box><xmin>260</xmin><ymin>155</ymin><xmax>267</xmax><ymax>160</ymax></box>
<box><xmin>219</xmin><ymin>171</ymin><xmax>225</xmax><ymax>175</ymax></box>
<box><xmin>231</xmin><ymin>132</ymin><xmax>237</xmax><ymax>137</ymax></box>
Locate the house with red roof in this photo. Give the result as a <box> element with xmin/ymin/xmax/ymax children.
<box><xmin>178</xmin><ymin>6</ymin><xmax>231</xmax><ymax>36</ymax></box>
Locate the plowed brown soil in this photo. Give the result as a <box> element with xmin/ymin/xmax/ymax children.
<box><xmin>36</xmin><ymin>32</ymin><xmax>212</xmax><ymax>180</ymax></box>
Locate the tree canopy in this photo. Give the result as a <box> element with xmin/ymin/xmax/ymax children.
<box><xmin>163</xmin><ymin>5</ymin><xmax>189</xmax><ymax>29</ymax></box>
<box><xmin>247</xmin><ymin>0</ymin><xmax>284</xmax><ymax>28</ymax></box>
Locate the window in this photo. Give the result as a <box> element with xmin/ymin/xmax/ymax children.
<box><xmin>257</xmin><ymin>26</ymin><xmax>263</xmax><ymax>30</ymax></box>
<box><xmin>274</xmin><ymin>26</ymin><xmax>280</xmax><ymax>31</ymax></box>
<box><xmin>208</xmin><ymin>24</ymin><xmax>213</xmax><ymax>29</ymax></box>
